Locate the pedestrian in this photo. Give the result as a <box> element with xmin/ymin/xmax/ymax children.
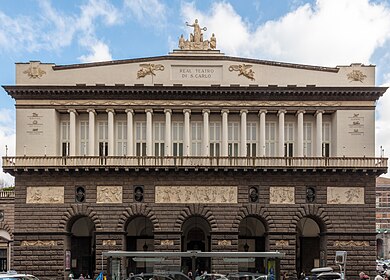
<box><xmin>79</xmin><ymin>273</ymin><xmax>85</xmax><ymax>280</ymax></box>
<box><xmin>375</xmin><ymin>274</ymin><xmax>384</xmax><ymax>280</ymax></box>
<box><xmin>360</xmin><ymin>272</ymin><xmax>370</xmax><ymax>280</ymax></box>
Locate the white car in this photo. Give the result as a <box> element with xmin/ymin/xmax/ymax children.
<box><xmin>0</xmin><ymin>271</ymin><xmax>39</xmax><ymax>280</ymax></box>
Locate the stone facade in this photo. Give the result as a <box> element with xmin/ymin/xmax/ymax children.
<box><xmin>0</xmin><ymin>190</ymin><xmax>15</xmax><ymax>272</ymax></box>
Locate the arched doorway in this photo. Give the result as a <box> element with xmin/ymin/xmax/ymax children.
<box><xmin>126</xmin><ymin>216</ymin><xmax>154</xmax><ymax>275</ymax></box>
<box><xmin>68</xmin><ymin>216</ymin><xmax>96</xmax><ymax>278</ymax></box>
<box><xmin>296</xmin><ymin>217</ymin><xmax>324</xmax><ymax>276</ymax></box>
<box><xmin>238</xmin><ymin>216</ymin><xmax>266</xmax><ymax>273</ymax></box>
<box><xmin>181</xmin><ymin>216</ymin><xmax>211</xmax><ymax>275</ymax></box>
<box><xmin>0</xmin><ymin>229</ymin><xmax>11</xmax><ymax>272</ymax></box>
<box><xmin>377</xmin><ymin>238</ymin><xmax>384</xmax><ymax>259</ymax></box>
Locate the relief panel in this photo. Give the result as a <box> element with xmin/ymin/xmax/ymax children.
<box><xmin>327</xmin><ymin>187</ymin><xmax>364</xmax><ymax>204</ymax></box>
<box><xmin>26</xmin><ymin>186</ymin><xmax>64</xmax><ymax>204</ymax></box>
<box><xmin>269</xmin><ymin>186</ymin><xmax>295</xmax><ymax>204</ymax></box>
<box><xmin>96</xmin><ymin>186</ymin><xmax>122</xmax><ymax>203</ymax></box>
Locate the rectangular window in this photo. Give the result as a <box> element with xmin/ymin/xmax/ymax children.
<box><xmin>116</xmin><ymin>121</ymin><xmax>127</xmax><ymax>156</ymax></box>
<box><xmin>136</xmin><ymin>122</ymin><xmax>146</xmax><ymax>156</ymax></box>
<box><xmin>246</xmin><ymin>122</ymin><xmax>257</xmax><ymax>157</ymax></box>
<box><xmin>80</xmin><ymin>121</ymin><xmax>89</xmax><ymax>155</ymax></box>
<box><xmin>210</xmin><ymin>122</ymin><xmax>221</xmax><ymax>157</ymax></box>
<box><xmin>265</xmin><ymin>122</ymin><xmax>276</xmax><ymax>156</ymax></box>
<box><xmin>98</xmin><ymin>121</ymin><xmax>108</xmax><ymax>156</ymax></box>
<box><xmin>322</xmin><ymin>122</ymin><xmax>331</xmax><ymax>157</ymax></box>
<box><xmin>154</xmin><ymin>122</ymin><xmax>165</xmax><ymax>157</ymax></box>
<box><xmin>191</xmin><ymin>122</ymin><xmax>202</xmax><ymax>156</ymax></box>
<box><xmin>284</xmin><ymin>122</ymin><xmax>294</xmax><ymax>157</ymax></box>
<box><xmin>172</xmin><ymin>122</ymin><xmax>183</xmax><ymax>156</ymax></box>
<box><xmin>61</xmin><ymin>121</ymin><xmax>70</xmax><ymax>156</ymax></box>
<box><xmin>0</xmin><ymin>249</ymin><xmax>7</xmax><ymax>272</ymax></box>
<box><xmin>228</xmin><ymin>122</ymin><xmax>239</xmax><ymax>157</ymax></box>
<box><xmin>303</xmin><ymin>122</ymin><xmax>312</xmax><ymax>156</ymax></box>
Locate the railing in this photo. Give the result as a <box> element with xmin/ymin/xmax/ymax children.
<box><xmin>2</xmin><ymin>156</ymin><xmax>388</xmax><ymax>170</ymax></box>
<box><xmin>0</xmin><ymin>190</ymin><xmax>15</xmax><ymax>198</ymax></box>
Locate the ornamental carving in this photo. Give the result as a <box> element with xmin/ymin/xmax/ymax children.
<box><xmin>26</xmin><ymin>187</ymin><xmax>64</xmax><ymax>204</ymax></box>
<box><xmin>334</xmin><ymin>240</ymin><xmax>369</xmax><ymax>247</ymax></box>
<box><xmin>155</xmin><ymin>186</ymin><xmax>237</xmax><ymax>204</ymax></box>
<box><xmin>347</xmin><ymin>70</ymin><xmax>367</xmax><ymax>82</ymax></box>
<box><xmin>21</xmin><ymin>240</ymin><xmax>56</xmax><ymax>247</ymax></box>
<box><xmin>269</xmin><ymin>187</ymin><xmax>295</xmax><ymax>204</ymax></box>
<box><xmin>23</xmin><ymin>61</ymin><xmax>46</xmax><ymax>79</ymax></box>
<box><xmin>102</xmin><ymin>240</ymin><xmax>117</xmax><ymax>246</ymax></box>
<box><xmin>275</xmin><ymin>240</ymin><xmax>289</xmax><ymax>247</ymax></box>
<box><xmin>137</xmin><ymin>63</ymin><xmax>165</xmax><ymax>79</ymax></box>
<box><xmin>218</xmin><ymin>240</ymin><xmax>232</xmax><ymax>246</ymax></box>
<box><xmin>161</xmin><ymin>240</ymin><xmax>174</xmax><ymax>246</ymax></box>
<box><xmin>327</xmin><ymin>187</ymin><xmax>364</xmax><ymax>204</ymax></box>
<box><xmin>229</xmin><ymin>64</ymin><xmax>255</xmax><ymax>81</ymax></box>
<box><xmin>178</xmin><ymin>19</ymin><xmax>216</xmax><ymax>50</ymax></box>
<box><xmin>96</xmin><ymin>186</ymin><xmax>122</xmax><ymax>203</ymax></box>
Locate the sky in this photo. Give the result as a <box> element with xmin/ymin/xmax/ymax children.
<box><xmin>1</xmin><ymin>0</ymin><xmax>390</xmax><ymax>185</ymax></box>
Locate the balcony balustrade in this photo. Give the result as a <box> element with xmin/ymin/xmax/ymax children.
<box><xmin>2</xmin><ymin>156</ymin><xmax>387</xmax><ymax>173</ymax></box>
<box><xmin>0</xmin><ymin>190</ymin><xmax>15</xmax><ymax>198</ymax></box>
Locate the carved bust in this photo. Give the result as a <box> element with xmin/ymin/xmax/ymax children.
<box><xmin>134</xmin><ymin>186</ymin><xmax>144</xmax><ymax>202</ymax></box>
<box><xmin>306</xmin><ymin>186</ymin><xmax>316</xmax><ymax>203</ymax></box>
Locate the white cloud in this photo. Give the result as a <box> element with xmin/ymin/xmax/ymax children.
<box><xmin>0</xmin><ymin>109</ymin><xmax>15</xmax><ymax>187</ymax></box>
<box><xmin>124</xmin><ymin>0</ymin><xmax>168</xmax><ymax>28</ymax></box>
<box><xmin>78</xmin><ymin>41</ymin><xmax>112</xmax><ymax>62</ymax></box>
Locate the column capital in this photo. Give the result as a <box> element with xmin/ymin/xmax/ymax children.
<box><xmin>258</xmin><ymin>109</ymin><xmax>267</xmax><ymax>115</ymax></box>
<box><xmin>296</xmin><ymin>110</ymin><xmax>305</xmax><ymax>116</ymax></box>
<box><xmin>67</xmin><ymin>109</ymin><xmax>78</xmax><ymax>115</ymax></box>
<box><xmin>87</xmin><ymin>108</ymin><xmax>96</xmax><ymax>114</ymax></box>
<box><xmin>221</xmin><ymin>109</ymin><xmax>229</xmax><ymax>115</ymax></box>
<box><xmin>277</xmin><ymin>109</ymin><xmax>287</xmax><ymax>116</ymax></box>
<box><xmin>106</xmin><ymin>108</ymin><xmax>115</xmax><ymax>114</ymax></box>
<box><xmin>202</xmin><ymin>109</ymin><xmax>210</xmax><ymax>115</ymax></box>
<box><xmin>315</xmin><ymin>110</ymin><xmax>325</xmax><ymax>116</ymax></box>
<box><xmin>145</xmin><ymin>109</ymin><xmax>153</xmax><ymax>114</ymax></box>
<box><xmin>125</xmin><ymin>108</ymin><xmax>134</xmax><ymax>115</ymax></box>
<box><xmin>183</xmin><ymin>109</ymin><xmax>191</xmax><ymax>115</ymax></box>
<box><xmin>164</xmin><ymin>109</ymin><xmax>172</xmax><ymax>114</ymax></box>
<box><xmin>240</xmin><ymin>109</ymin><xmax>248</xmax><ymax>115</ymax></box>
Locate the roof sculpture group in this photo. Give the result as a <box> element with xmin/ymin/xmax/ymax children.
<box><xmin>178</xmin><ymin>19</ymin><xmax>216</xmax><ymax>50</ymax></box>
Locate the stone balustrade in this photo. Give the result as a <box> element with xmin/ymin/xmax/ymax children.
<box><xmin>0</xmin><ymin>190</ymin><xmax>15</xmax><ymax>198</ymax></box>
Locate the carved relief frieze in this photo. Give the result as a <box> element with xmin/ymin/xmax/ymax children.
<box><xmin>347</xmin><ymin>70</ymin><xmax>367</xmax><ymax>83</ymax></box>
<box><xmin>333</xmin><ymin>240</ymin><xmax>369</xmax><ymax>247</ymax></box>
<box><xmin>96</xmin><ymin>186</ymin><xmax>122</xmax><ymax>203</ymax></box>
<box><xmin>155</xmin><ymin>186</ymin><xmax>237</xmax><ymax>204</ymax></box>
<box><xmin>327</xmin><ymin>187</ymin><xmax>364</xmax><ymax>204</ymax></box>
<box><xmin>102</xmin><ymin>240</ymin><xmax>117</xmax><ymax>246</ymax></box>
<box><xmin>21</xmin><ymin>240</ymin><xmax>56</xmax><ymax>247</ymax></box>
<box><xmin>137</xmin><ymin>63</ymin><xmax>165</xmax><ymax>79</ymax></box>
<box><xmin>275</xmin><ymin>240</ymin><xmax>289</xmax><ymax>247</ymax></box>
<box><xmin>269</xmin><ymin>187</ymin><xmax>295</xmax><ymax>204</ymax></box>
<box><xmin>23</xmin><ymin>61</ymin><xmax>46</xmax><ymax>79</ymax></box>
<box><xmin>229</xmin><ymin>64</ymin><xmax>255</xmax><ymax>81</ymax></box>
<box><xmin>26</xmin><ymin>187</ymin><xmax>64</xmax><ymax>204</ymax></box>
<box><xmin>218</xmin><ymin>240</ymin><xmax>232</xmax><ymax>246</ymax></box>
<box><xmin>160</xmin><ymin>240</ymin><xmax>174</xmax><ymax>246</ymax></box>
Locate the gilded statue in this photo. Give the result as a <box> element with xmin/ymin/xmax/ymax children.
<box><xmin>178</xmin><ymin>19</ymin><xmax>217</xmax><ymax>50</ymax></box>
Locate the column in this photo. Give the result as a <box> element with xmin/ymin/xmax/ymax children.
<box><xmin>107</xmin><ymin>109</ymin><xmax>115</xmax><ymax>156</ymax></box>
<box><xmin>202</xmin><ymin>109</ymin><xmax>210</xmax><ymax>156</ymax></box>
<box><xmin>259</xmin><ymin>109</ymin><xmax>267</xmax><ymax>157</ymax></box>
<box><xmin>297</xmin><ymin>110</ymin><xmax>305</xmax><ymax>157</ymax></box>
<box><xmin>278</xmin><ymin>110</ymin><xmax>286</xmax><ymax>157</ymax></box>
<box><xmin>183</xmin><ymin>109</ymin><xmax>191</xmax><ymax>156</ymax></box>
<box><xmin>125</xmin><ymin>109</ymin><xmax>134</xmax><ymax>156</ymax></box>
<box><xmin>315</xmin><ymin>110</ymin><xmax>324</xmax><ymax>157</ymax></box>
<box><xmin>87</xmin><ymin>109</ymin><xmax>96</xmax><ymax>156</ymax></box>
<box><xmin>145</xmin><ymin>109</ymin><xmax>153</xmax><ymax>156</ymax></box>
<box><xmin>164</xmin><ymin>109</ymin><xmax>172</xmax><ymax>156</ymax></box>
<box><xmin>68</xmin><ymin>109</ymin><xmax>77</xmax><ymax>156</ymax></box>
<box><xmin>240</xmin><ymin>110</ymin><xmax>248</xmax><ymax>157</ymax></box>
<box><xmin>221</xmin><ymin>109</ymin><xmax>229</xmax><ymax>157</ymax></box>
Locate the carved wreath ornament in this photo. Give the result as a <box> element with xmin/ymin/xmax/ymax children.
<box><xmin>137</xmin><ymin>63</ymin><xmax>165</xmax><ymax>79</ymax></box>
<box><xmin>23</xmin><ymin>62</ymin><xmax>46</xmax><ymax>79</ymax></box>
<box><xmin>229</xmin><ymin>64</ymin><xmax>255</xmax><ymax>81</ymax></box>
<box><xmin>347</xmin><ymin>70</ymin><xmax>367</xmax><ymax>83</ymax></box>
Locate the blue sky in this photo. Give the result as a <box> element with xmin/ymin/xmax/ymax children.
<box><xmin>1</xmin><ymin>0</ymin><xmax>390</xmax><ymax>185</ymax></box>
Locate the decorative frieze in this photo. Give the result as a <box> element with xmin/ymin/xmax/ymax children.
<box><xmin>327</xmin><ymin>187</ymin><xmax>364</xmax><ymax>204</ymax></box>
<box><xmin>155</xmin><ymin>186</ymin><xmax>237</xmax><ymax>204</ymax></box>
<box><xmin>26</xmin><ymin>187</ymin><xmax>64</xmax><ymax>204</ymax></box>
<box><xmin>217</xmin><ymin>240</ymin><xmax>232</xmax><ymax>246</ymax></box>
<box><xmin>96</xmin><ymin>186</ymin><xmax>122</xmax><ymax>203</ymax></box>
<box><xmin>333</xmin><ymin>240</ymin><xmax>369</xmax><ymax>247</ymax></box>
<box><xmin>21</xmin><ymin>240</ymin><xmax>56</xmax><ymax>247</ymax></box>
<box><xmin>269</xmin><ymin>187</ymin><xmax>295</xmax><ymax>204</ymax></box>
<box><xmin>102</xmin><ymin>240</ymin><xmax>117</xmax><ymax>246</ymax></box>
<box><xmin>160</xmin><ymin>240</ymin><xmax>174</xmax><ymax>246</ymax></box>
<box><xmin>275</xmin><ymin>240</ymin><xmax>289</xmax><ymax>247</ymax></box>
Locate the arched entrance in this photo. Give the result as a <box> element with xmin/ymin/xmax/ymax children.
<box><xmin>238</xmin><ymin>216</ymin><xmax>267</xmax><ymax>273</ymax></box>
<box><xmin>296</xmin><ymin>217</ymin><xmax>324</xmax><ymax>276</ymax></box>
<box><xmin>377</xmin><ymin>238</ymin><xmax>384</xmax><ymax>259</ymax></box>
<box><xmin>126</xmin><ymin>216</ymin><xmax>154</xmax><ymax>275</ymax></box>
<box><xmin>0</xmin><ymin>229</ymin><xmax>11</xmax><ymax>272</ymax></box>
<box><xmin>181</xmin><ymin>216</ymin><xmax>211</xmax><ymax>275</ymax></box>
<box><xmin>68</xmin><ymin>216</ymin><xmax>96</xmax><ymax>278</ymax></box>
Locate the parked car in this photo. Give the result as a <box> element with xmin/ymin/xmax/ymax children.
<box><xmin>0</xmin><ymin>271</ymin><xmax>39</xmax><ymax>280</ymax></box>
<box><xmin>129</xmin><ymin>272</ymin><xmax>191</xmax><ymax>280</ymax></box>
<box><xmin>199</xmin><ymin>274</ymin><xmax>228</xmax><ymax>280</ymax></box>
<box><xmin>304</xmin><ymin>267</ymin><xmax>341</xmax><ymax>280</ymax></box>
<box><xmin>226</xmin><ymin>272</ymin><xmax>267</xmax><ymax>280</ymax></box>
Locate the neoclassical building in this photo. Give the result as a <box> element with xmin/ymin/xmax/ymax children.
<box><xmin>2</xmin><ymin>23</ymin><xmax>388</xmax><ymax>280</ymax></box>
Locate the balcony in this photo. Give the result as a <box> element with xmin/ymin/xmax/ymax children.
<box><xmin>0</xmin><ymin>190</ymin><xmax>15</xmax><ymax>199</ymax></box>
<box><xmin>2</xmin><ymin>156</ymin><xmax>387</xmax><ymax>174</ymax></box>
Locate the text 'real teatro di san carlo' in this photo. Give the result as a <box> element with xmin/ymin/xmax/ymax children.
<box><xmin>1</xmin><ymin>20</ymin><xmax>388</xmax><ymax>280</ymax></box>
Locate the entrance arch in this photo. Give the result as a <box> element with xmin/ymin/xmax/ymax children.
<box><xmin>0</xmin><ymin>229</ymin><xmax>11</xmax><ymax>272</ymax></box>
<box><xmin>126</xmin><ymin>216</ymin><xmax>154</xmax><ymax>274</ymax></box>
<box><xmin>296</xmin><ymin>217</ymin><xmax>324</xmax><ymax>276</ymax></box>
<box><xmin>68</xmin><ymin>216</ymin><xmax>96</xmax><ymax>278</ymax></box>
<box><xmin>238</xmin><ymin>216</ymin><xmax>266</xmax><ymax>273</ymax></box>
<box><xmin>181</xmin><ymin>216</ymin><xmax>211</xmax><ymax>275</ymax></box>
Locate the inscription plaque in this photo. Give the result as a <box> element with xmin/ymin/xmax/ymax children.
<box><xmin>171</xmin><ymin>65</ymin><xmax>222</xmax><ymax>81</ymax></box>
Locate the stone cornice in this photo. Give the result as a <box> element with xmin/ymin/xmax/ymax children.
<box><xmin>3</xmin><ymin>85</ymin><xmax>387</xmax><ymax>102</ymax></box>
